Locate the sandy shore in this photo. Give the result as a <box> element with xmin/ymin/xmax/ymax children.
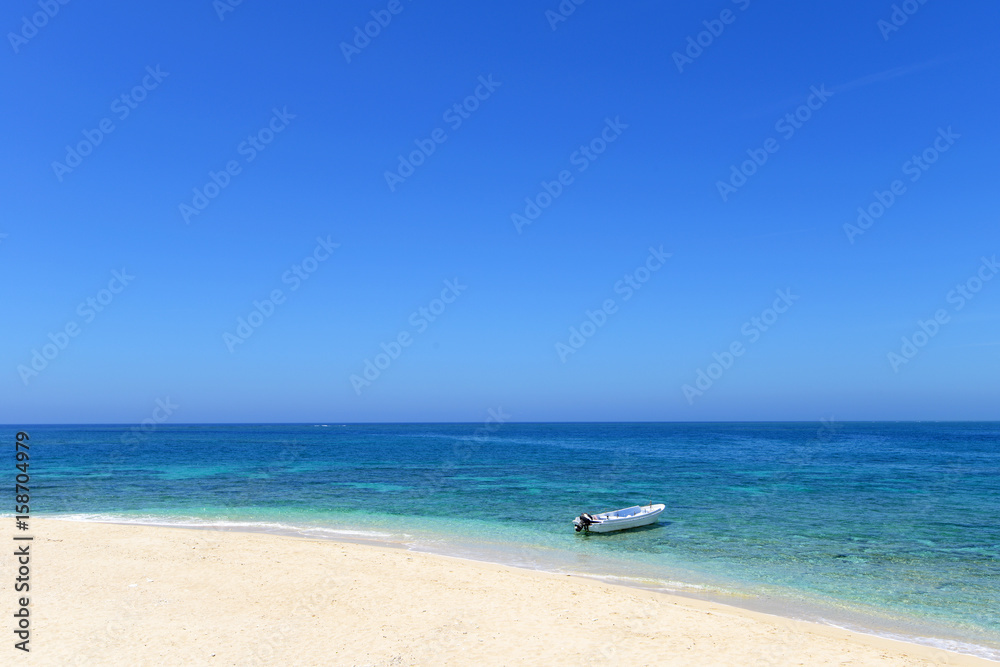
<box><xmin>1</xmin><ymin>518</ymin><xmax>994</xmax><ymax>666</ymax></box>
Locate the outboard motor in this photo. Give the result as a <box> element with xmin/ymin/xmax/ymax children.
<box><xmin>574</xmin><ymin>513</ymin><xmax>595</xmax><ymax>532</ymax></box>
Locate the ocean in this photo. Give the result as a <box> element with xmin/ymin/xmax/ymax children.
<box><xmin>16</xmin><ymin>422</ymin><xmax>1000</xmax><ymax>660</ymax></box>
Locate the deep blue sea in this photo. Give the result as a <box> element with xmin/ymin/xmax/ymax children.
<box><xmin>14</xmin><ymin>422</ymin><xmax>1000</xmax><ymax>660</ymax></box>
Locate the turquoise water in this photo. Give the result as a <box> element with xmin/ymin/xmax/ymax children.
<box><xmin>16</xmin><ymin>422</ymin><xmax>1000</xmax><ymax>660</ymax></box>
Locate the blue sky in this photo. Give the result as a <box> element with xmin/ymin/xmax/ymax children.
<box><xmin>1</xmin><ymin>0</ymin><xmax>998</xmax><ymax>423</ymax></box>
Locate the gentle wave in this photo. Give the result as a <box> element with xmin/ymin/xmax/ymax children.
<box><xmin>46</xmin><ymin>513</ymin><xmax>400</xmax><ymax>541</ymax></box>
<box><xmin>819</xmin><ymin>620</ymin><xmax>1000</xmax><ymax>663</ymax></box>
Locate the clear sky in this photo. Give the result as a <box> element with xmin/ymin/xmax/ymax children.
<box><xmin>2</xmin><ymin>0</ymin><xmax>998</xmax><ymax>423</ymax></box>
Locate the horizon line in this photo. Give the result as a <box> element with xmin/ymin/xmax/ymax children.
<box><xmin>5</xmin><ymin>420</ymin><xmax>999</xmax><ymax>427</ymax></box>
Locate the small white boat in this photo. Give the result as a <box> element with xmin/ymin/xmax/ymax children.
<box><xmin>573</xmin><ymin>503</ymin><xmax>664</xmax><ymax>533</ymax></box>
